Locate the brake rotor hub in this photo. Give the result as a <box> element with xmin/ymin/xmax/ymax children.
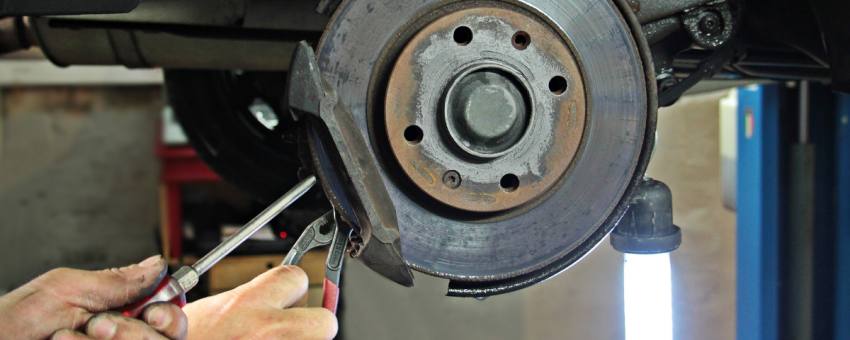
<box><xmin>385</xmin><ymin>7</ymin><xmax>586</xmax><ymax>212</ymax></box>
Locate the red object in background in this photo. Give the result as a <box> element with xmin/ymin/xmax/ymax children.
<box><xmin>279</xmin><ymin>231</ymin><xmax>287</xmax><ymax>239</ymax></box>
<box><xmin>157</xmin><ymin>141</ymin><xmax>220</xmax><ymax>260</ymax></box>
<box><xmin>157</xmin><ymin>144</ymin><xmax>219</xmax><ymax>182</ymax></box>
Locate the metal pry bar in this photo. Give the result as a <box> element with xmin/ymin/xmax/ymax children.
<box><xmin>182</xmin><ymin>175</ymin><xmax>317</xmax><ymax>291</ymax></box>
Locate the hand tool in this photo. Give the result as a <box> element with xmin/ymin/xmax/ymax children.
<box><xmin>115</xmin><ymin>175</ymin><xmax>317</xmax><ymax>318</ymax></box>
<box><xmin>280</xmin><ymin>210</ymin><xmax>350</xmax><ymax>314</ymax></box>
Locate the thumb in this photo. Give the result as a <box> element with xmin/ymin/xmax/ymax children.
<box><xmin>57</xmin><ymin>255</ymin><xmax>168</xmax><ymax>311</ymax></box>
<box><xmin>229</xmin><ymin>265</ymin><xmax>309</xmax><ymax>309</ymax></box>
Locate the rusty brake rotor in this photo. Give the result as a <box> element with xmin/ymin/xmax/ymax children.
<box><xmin>313</xmin><ymin>0</ymin><xmax>656</xmax><ymax>296</ymax></box>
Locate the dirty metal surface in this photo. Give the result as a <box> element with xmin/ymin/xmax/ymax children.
<box><xmin>288</xmin><ymin>42</ymin><xmax>414</xmax><ymax>287</ymax></box>
<box><xmin>385</xmin><ymin>7</ymin><xmax>587</xmax><ymax>212</ymax></box>
<box><xmin>681</xmin><ymin>0</ymin><xmax>735</xmax><ymax>50</ymax></box>
<box><xmin>317</xmin><ymin>0</ymin><xmax>650</xmax><ymax>285</ymax></box>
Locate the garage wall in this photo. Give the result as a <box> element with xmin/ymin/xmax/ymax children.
<box><xmin>0</xmin><ymin>87</ymin><xmax>163</xmax><ymax>291</ymax></box>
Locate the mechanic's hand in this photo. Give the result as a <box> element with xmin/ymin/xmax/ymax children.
<box><xmin>183</xmin><ymin>265</ymin><xmax>337</xmax><ymax>340</ymax></box>
<box><xmin>0</xmin><ymin>255</ymin><xmax>188</xmax><ymax>340</ymax></box>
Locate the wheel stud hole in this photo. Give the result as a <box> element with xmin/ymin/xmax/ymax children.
<box><xmin>500</xmin><ymin>174</ymin><xmax>520</xmax><ymax>192</ymax></box>
<box><xmin>453</xmin><ymin>26</ymin><xmax>473</xmax><ymax>45</ymax></box>
<box><xmin>404</xmin><ymin>125</ymin><xmax>424</xmax><ymax>145</ymax></box>
<box><xmin>512</xmin><ymin>31</ymin><xmax>531</xmax><ymax>50</ymax></box>
<box><xmin>549</xmin><ymin>76</ymin><xmax>568</xmax><ymax>95</ymax></box>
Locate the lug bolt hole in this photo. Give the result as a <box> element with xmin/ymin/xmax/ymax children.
<box><xmin>443</xmin><ymin>170</ymin><xmax>462</xmax><ymax>189</ymax></box>
<box><xmin>404</xmin><ymin>125</ymin><xmax>424</xmax><ymax>145</ymax></box>
<box><xmin>500</xmin><ymin>174</ymin><xmax>520</xmax><ymax>192</ymax></box>
<box><xmin>512</xmin><ymin>31</ymin><xmax>531</xmax><ymax>50</ymax></box>
<box><xmin>549</xmin><ymin>76</ymin><xmax>568</xmax><ymax>95</ymax></box>
<box><xmin>453</xmin><ymin>26</ymin><xmax>473</xmax><ymax>45</ymax></box>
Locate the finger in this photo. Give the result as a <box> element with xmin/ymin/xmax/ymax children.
<box><xmin>231</xmin><ymin>265</ymin><xmax>309</xmax><ymax>309</ymax></box>
<box><xmin>52</xmin><ymin>329</ymin><xmax>96</xmax><ymax>340</ymax></box>
<box><xmin>86</xmin><ymin>312</ymin><xmax>170</xmax><ymax>340</ymax></box>
<box><xmin>0</xmin><ymin>269</ymin><xmax>94</xmax><ymax>340</ymax></box>
<box><xmin>141</xmin><ymin>302</ymin><xmax>188</xmax><ymax>340</ymax></box>
<box><xmin>52</xmin><ymin>255</ymin><xmax>168</xmax><ymax>311</ymax></box>
<box><xmin>272</xmin><ymin>307</ymin><xmax>338</xmax><ymax>340</ymax></box>
<box><xmin>293</xmin><ymin>288</ymin><xmax>309</xmax><ymax>308</ymax></box>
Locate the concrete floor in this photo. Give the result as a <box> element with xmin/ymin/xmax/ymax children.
<box><xmin>0</xmin><ymin>87</ymin><xmax>735</xmax><ymax>339</ymax></box>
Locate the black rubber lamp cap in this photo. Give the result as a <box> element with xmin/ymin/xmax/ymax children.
<box><xmin>611</xmin><ymin>177</ymin><xmax>682</xmax><ymax>254</ymax></box>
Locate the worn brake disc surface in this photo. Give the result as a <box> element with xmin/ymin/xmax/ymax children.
<box><xmin>315</xmin><ymin>0</ymin><xmax>656</xmax><ymax>296</ymax></box>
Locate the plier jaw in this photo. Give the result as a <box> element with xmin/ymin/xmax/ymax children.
<box><xmin>280</xmin><ymin>210</ymin><xmax>350</xmax><ymax>314</ymax></box>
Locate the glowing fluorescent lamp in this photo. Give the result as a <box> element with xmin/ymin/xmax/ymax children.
<box><xmin>611</xmin><ymin>178</ymin><xmax>680</xmax><ymax>340</ymax></box>
<box><xmin>623</xmin><ymin>252</ymin><xmax>673</xmax><ymax>340</ymax></box>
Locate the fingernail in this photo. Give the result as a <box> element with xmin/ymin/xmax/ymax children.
<box><xmin>139</xmin><ymin>255</ymin><xmax>162</xmax><ymax>267</ymax></box>
<box><xmin>52</xmin><ymin>330</ymin><xmax>75</xmax><ymax>340</ymax></box>
<box><xmin>89</xmin><ymin>316</ymin><xmax>117</xmax><ymax>340</ymax></box>
<box><xmin>146</xmin><ymin>305</ymin><xmax>171</xmax><ymax>329</ymax></box>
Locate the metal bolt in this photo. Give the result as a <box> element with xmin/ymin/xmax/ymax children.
<box><xmin>698</xmin><ymin>12</ymin><xmax>722</xmax><ymax>35</ymax></box>
<box><xmin>658</xmin><ymin>78</ymin><xmax>678</xmax><ymax>93</ymax></box>
<box><xmin>657</xmin><ymin>72</ymin><xmax>678</xmax><ymax>96</ymax></box>
<box><xmin>443</xmin><ymin>170</ymin><xmax>462</xmax><ymax>189</ymax></box>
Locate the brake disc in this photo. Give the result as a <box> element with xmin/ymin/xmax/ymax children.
<box><xmin>314</xmin><ymin>0</ymin><xmax>656</xmax><ymax>296</ymax></box>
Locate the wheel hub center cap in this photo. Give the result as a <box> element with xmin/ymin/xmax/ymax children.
<box><xmin>446</xmin><ymin>68</ymin><xmax>530</xmax><ymax>157</ymax></box>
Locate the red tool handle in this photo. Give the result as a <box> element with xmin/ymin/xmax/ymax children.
<box><xmin>321</xmin><ymin>278</ymin><xmax>340</xmax><ymax>314</ymax></box>
<box><xmin>115</xmin><ymin>276</ymin><xmax>187</xmax><ymax>318</ymax></box>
